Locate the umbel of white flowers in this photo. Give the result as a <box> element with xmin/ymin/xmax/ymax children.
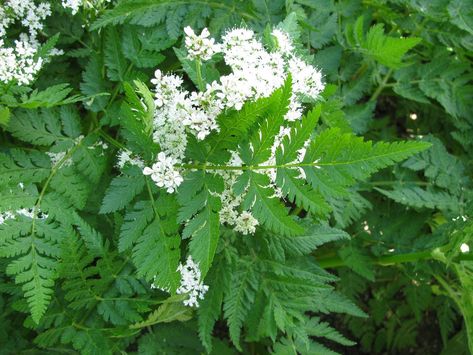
<box><xmin>0</xmin><ymin>0</ymin><xmax>113</xmax><ymax>85</ymax></box>
<box><xmin>151</xmin><ymin>256</ymin><xmax>208</xmax><ymax>308</ymax></box>
<box><xmin>138</xmin><ymin>26</ymin><xmax>325</xmax><ymax>237</ymax></box>
<box><xmin>0</xmin><ymin>0</ymin><xmax>52</xmax><ymax>85</ymax></box>
<box><xmin>142</xmin><ymin>25</ymin><xmax>324</xmax><ymax>189</ymax></box>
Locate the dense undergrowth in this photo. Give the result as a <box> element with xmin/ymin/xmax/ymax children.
<box><xmin>0</xmin><ymin>0</ymin><xmax>472</xmax><ymax>354</ymax></box>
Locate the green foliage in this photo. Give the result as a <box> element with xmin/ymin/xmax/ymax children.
<box><xmin>346</xmin><ymin>16</ymin><xmax>421</xmax><ymax>69</ymax></box>
<box><xmin>178</xmin><ymin>171</ymin><xmax>223</xmax><ymax>277</ymax></box>
<box><xmin>1</xmin><ymin>1</ymin><xmax>472</xmax><ymax>354</ymax></box>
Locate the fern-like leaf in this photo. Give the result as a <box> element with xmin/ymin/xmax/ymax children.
<box><xmin>0</xmin><ymin>217</ymin><xmax>65</xmax><ymax>323</ymax></box>
<box><xmin>243</xmin><ymin>172</ymin><xmax>304</xmax><ymax>236</ymax></box>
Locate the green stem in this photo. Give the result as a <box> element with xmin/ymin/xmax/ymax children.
<box><xmin>318</xmin><ymin>250</ymin><xmax>473</xmax><ymax>269</ymax></box>
<box><xmin>370</xmin><ymin>68</ymin><xmax>393</xmax><ymax>101</ymax></box>
<box><xmin>195</xmin><ymin>59</ymin><xmax>205</xmax><ymax>91</ymax></box>
<box><xmin>98</xmin><ymin>129</ymin><xmax>127</xmax><ymax>150</ymax></box>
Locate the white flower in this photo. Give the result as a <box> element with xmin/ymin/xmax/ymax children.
<box><xmin>0</xmin><ymin>211</ymin><xmax>15</xmax><ymax>225</ymax></box>
<box><xmin>0</xmin><ymin>208</ymin><xmax>48</xmax><ymax>224</ymax></box>
<box><xmin>116</xmin><ymin>149</ymin><xmax>144</xmax><ymax>170</ymax></box>
<box><xmin>460</xmin><ymin>243</ymin><xmax>470</xmax><ymax>253</ymax></box>
<box><xmin>176</xmin><ymin>256</ymin><xmax>209</xmax><ymax>307</ymax></box>
<box><xmin>271</xmin><ymin>29</ymin><xmax>294</xmax><ymax>55</ymax></box>
<box><xmin>143</xmin><ymin>152</ymin><xmax>183</xmax><ymax>193</ymax></box>
<box><xmin>234</xmin><ymin>211</ymin><xmax>259</xmax><ymax>235</ymax></box>
<box><xmin>46</xmin><ymin>151</ymin><xmax>72</xmax><ymax>167</ymax></box>
<box><xmin>288</xmin><ymin>57</ymin><xmax>325</xmax><ymax>100</ymax></box>
<box><xmin>151</xmin><ymin>69</ymin><xmax>183</xmax><ymax>107</ymax></box>
<box><xmin>184</xmin><ymin>26</ymin><xmax>220</xmax><ymax>61</ymax></box>
<box><xmin>62</xmin><ymin>0</ymin><xmax>82</xmax><ymax>14</ymax></box>
<box><xmin>150</xmin><ymin>26</ymin><xmax>325</xmax><ymax>154</ymax></box>
<box><xmin>0</xmin><ymin>1</ymin><xmax>55</xmax><ymax>85</ymax></box>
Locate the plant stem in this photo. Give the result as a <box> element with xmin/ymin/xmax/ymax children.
<box><xmin>195</xmin><ymin>59</ymin><xmax>205</xmax><ymax>91</ymax></box>
<box><xmin>98</xmin><ymin>129</ymin><xmax>127</xmax><ymax>150</ymax></box>
<box><xmin>370</xmin><ymin>68</ymin><xmax>393</xmax><ymax>102</ymax></box>
<box><xmin>317</xmin><ymin>250</ymin><xmax>473</xmax><ymax>269</ymax></box>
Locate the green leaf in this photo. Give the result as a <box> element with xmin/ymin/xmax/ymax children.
<box><xmin>8</xmin><ymin>107</ymin><xmax>79</xmax><ymax>147</ymax></box>
<box><xmin>305</xmin><ymin>317</ymin><xmax>356</xmax><ymax>346</ymax></box>
<box><xmin>0</xmin><ymin>149</ymin><xmax>50</xmax><ymax>185</ymax></box>
<box><xmin>276</xmin><ymin>106</ymin><xmax>321</xmax><ymax>165</ymax></box>
<box><xmin>81</xmin><ymin>54</ymin><xmax>110</xmax><ymax>112</ymax></box>
<box><xmin>302</xmin><ymin>129</ymin><xmax>431</xmax><ymax>196</ymax></box>
<box><xmin>448</xmin><ymin>0</ymin><xmax>473</xmax><ymax>35</ymax></box>
<box><xmin>0</xmin><ymin>105</ymin><xmax>10</xmax><ymax>126</ymax></box>
<box><xmin>178</xmin><ymin>171</ymin><xmax>223</xmax><ymax>276</ymax></box>
<box><xmin>100</xmin><ymin>168</ymin><xmax>145</xmax><ymax>214</ymax></box>
<box><xmin>375</xmin><ymin>186</ymin><xmax>460</xmax><ymax>212</ymax></box>
<box><xmin>18</xmin><ymin>84</ymin><xmax>82</xmax><ymax>109</ymax></box>
<box><xmin>243</xmin><ymin>172</ymin><xmax>304</xmax><ymax>237</ymax></box>
<box><xmin>269</xmin><ymin>224</ymin><xmax>350</xmax><ymax>260</ymax></box>
<box><xmin>241</xmin><ymin>76</ymin><xmax>292</xmax><ymax>165</ymax></box>
<box><xmin>105</xmin><ymin>27</ymin><xmax>128</xmax><ymax>82</ymax></box>
<box><xmin>224</xmin><ymin>260</ymin><xmax>260</xmax><ymax>350</ymax></box>
<box><xmin>133</xmin><ymin>217</ymin><xmax>181</xmax><ymax>290</ymax></box>
<box><xmin>122</xmin><ymin>28</ymin><xmax>166</xmax><ymax>68</ymax></box>
<box><xmin>198</xmin><ymin>259</ymin><xmax>228</xmax><ymax>352</ymax></box>
<box><xmin>0</xmin><ymin>218</ymin><xmax>64</xmax><ymax>323</ymax></box>
<box><xmin>338</xmin><ymin>243</ymin><xmax>375</xmax><ymax>281</ymax></box>
<box><xmin>204</xmin><ymin>90</ymin><xmax>275</xmax><ymax>164</ymax></box>
<box><xmin>349</xmin><ymin>16</ymin><xmax>421</xmax><ymax>68</ymax></box>
<box><xmin>275</xmin><ymin>168</ymin><xmax>330</xmax><ymax>216</ymax></box>
<box><xmin>119</xmin><ymin>201</ymin><xmax>155</xmax><ymax>252</ymax></box>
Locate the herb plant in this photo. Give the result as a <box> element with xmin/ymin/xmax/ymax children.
<box><xmin>0</xmin><ymin>1</ymin><xmax>472</xmax><ymax>354</ymax></box>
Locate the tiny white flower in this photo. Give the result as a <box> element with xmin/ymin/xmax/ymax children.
<box><xmin>175</xmin><ymin>256</ymin><xmax>209</xmax><ymax>307</ymax></box>
<box><xmin>271</xmin><ymin>29</ymin><xmax>294</xmax><ymax>55</ymax></box>
<box><xmin>184</xmin><ymin>26</ymin><xmax>220</xmax><ymax>61</ymax></box>
<box><xmin>460</xmin><ymin>243</ymin><xmax>470</xmax><ymax>253</ymax></box>
<box><xmin>234</xmin><ymin>211</ymin><xmax>259</xmax><ymax>235</ymax></box>
<box><xmin>143</xmin><ymin>152</ymin><xmax>183</xmax><ymax>193</ymax></box>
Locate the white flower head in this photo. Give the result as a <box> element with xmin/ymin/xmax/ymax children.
<box><xmin>271</xmin><ymin>29</ymin><xmax>294</xmax><ymax>55</ymax></box>
<box><xmin>62</xmin><ymin>0</ymin><xmax>82</xmax><ymax>14</ymax></box>
<box><xmin>184</xmin><ymin>26</ymin><xmax>220</xmax><ymax>61</ymax></box>
<box><xmin>234</xmin><ymin>211</ymin><xmax>259</xmax><ymax>235</ymax></box>
<box><xmin>116</xmin><ymin>149</ymin><xmax>144</xmax><ymax>170</ymax></box>
<box><xmin>143</xmin><ymin>152</ymin><xmax>183</xmax><ymax>193</ymax></box>
<box><xmin>176</xmin><ymin>256</ymin><xmax>209</xmax><ymax>307</ymax></box>
<box><xmin>460</xmin><ymin>243</ymin><xmax>470</xmax><ymax>253</ymax></box>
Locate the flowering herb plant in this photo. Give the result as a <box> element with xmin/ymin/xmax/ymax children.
<box><xmin>1</xmin><ymin>1</ymin><xmax>473</xmax><ymax>354</ymax></box>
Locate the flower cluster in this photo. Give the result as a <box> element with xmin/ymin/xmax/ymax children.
<box><xmin>0</xmin><ymin>0</ymin><xmax>55</xmax><ymax>85</ymax></box>
<box><xmin>184</xmin><ymin>26</ymin><xmax>220</xmax><ymax>61</ymax></box>
<box><xmin>150</xmin><ymin>26</ymin><xmax>324</xmax><ymax>159</ymax></box>
<box><xmin>143</xmin><ymin>152</ymin><xmax>183</xmax><ymax>193</ymax></box>
<box><xmin>116</xmin><ymin>149</ymin><xmax>144</xmax><ymax>170</ymax></box>
<box><xmin>143</xmin><ymin>26</ymin><xmax>325</xmax><ymax>235</ymax></box>
<box><xmin>0</xmin><ymin>208</ymin><xmax>48</xmax><ymax>225</ymax></box>
<box><xmin>176</xmin><ymin>256</ymin><xmax>209</xmax><ymax>307</ymax></box>
<box><xmin>61</xmin><ymin>0</ymin><xmax>114</xmax><ymax>15</ymax></box>
<box><xmin>61</xmin><ymin>0</ymin><xmax>82</xmax><ymax>14</ymax></box>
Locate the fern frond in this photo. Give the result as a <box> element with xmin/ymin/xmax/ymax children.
<box><xmin>375</xmin><ymin>186</ymin><xmax>460</xmax><ymax>212</ymax></box>
<box><xmin>0</xmin><ymin>149</ymin><xmax>50</xmax><ymax>185</ymax></box>
<box><xmin>243</xmin><ymin>172</ymin><xmax>304</xmax><ymax>236</ymax></box>
<box><xmin>0</xmin><ymin>217</ymin><xmax>65</xmax><ymax>323</ymax></box>
<box><xmin>178</xmin><ymin>171</ymin><xmax>223</xmax><ymax>276</ymax></box>
<box><xmin>241</xmin><ymin>77</ymin><xmax>292</xmax><ymax>165</ymax></box>
<box><xmin>223</xmin><ymin>259</ymin><xmax>260</xmax><ymax>350</ymax></box>
<box><xmin>100</xmin><ymin>166</ymin><xmax>145</xmax><ymax>214</ymax></box>
<box><xmin>302</xmin><ymin>129</ymin><xmax>431</xmax><ymax>195</ymax></box>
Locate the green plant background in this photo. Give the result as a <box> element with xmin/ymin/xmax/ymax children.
<box><xmin>0</xmin><ymin>0</ymin><xmax>472</xmax><ymax>354</ymax></box>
